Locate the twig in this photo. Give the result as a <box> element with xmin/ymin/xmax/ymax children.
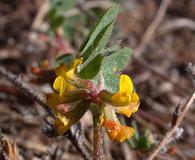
<box><xmin>146</xmin><ymin>89</ymin><xmax>195</xmax><ymax>160</ymax></box>
<box><xmin>0</xmin><ymin>66</ymin><xmax>91</xmax><ymax>160</ymax></box>
<box><xmin>66</xmin><ymin>125</ymin><xmax>92</xmax><ymax>160</ymax></box>
<box><xmin>158</xmin><ymin>18</ymin><xmax>195</xmax><ymax>35</ymax></box>
<box><xmin>134</xmin><ymin>0</ymin><xmax>171</xmax><ymax>58</ymax></box>
<box><xmin>0</xmin><ymin>66</ymin><xmax>51</xmax><ymax>115</ymax></box>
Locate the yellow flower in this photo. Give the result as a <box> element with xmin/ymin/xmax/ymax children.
<box><xmin>103</xmin><ymin>120</ymin><xmax>135</xmax><ymax>142</ymax></box>
<box><xmin>111</xmin><ymin>75</ymin><xmax>134</xmax><ymax>106</ymax></box>
<box><xmin>102</xmin><ymin>105</ymin><xmax>135</xmax><ymax>142</ymax></box>
<box><xmin>53</xmin><ymin>57</ymin><xmax>83</xmax><ymax>96</ymax></box>
<box><xmin>111</xmin><ymin>75</ymin><xmax>140</xmax><ymax>117</ymax></box>
<box><xmin>116</xmin><ymin>92</ymin><xmax>140</xmax><ymax>117</ymax></box>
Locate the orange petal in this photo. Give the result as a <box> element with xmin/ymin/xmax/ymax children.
<box><xmin>103</xmin><ymin>120</ymin><xmax>120</xmax><ymax>140</ymax></box>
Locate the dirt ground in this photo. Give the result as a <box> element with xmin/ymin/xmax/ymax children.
<box><xmin>0</xmin><ymin>0</ymin><xmax>195</xmax><ymax>160</ymax></box>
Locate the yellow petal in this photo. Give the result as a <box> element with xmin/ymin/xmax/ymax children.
<box><xmin>130</xmin><ymin>103</ymin><xmax>139</xmax><ymax>113</ymax></box>
<box><xmin>53</xmin><ymin>76</ymin><xmax>66</xmax><ymax>96</ymax></box>
<box><xmin>116</xmin><ymin>92</ymin><xmax>140</xmax><ymax>117</ymax></box>
<box><xmin>116</xmin><ymin>125</ymin><xmax>135</xmax><ymax>142</ymax></box>
<box><xmin>116</xmin><ymin>106</ymin><xmax>133</xmax><ymax>117</ymax></box>
<box><xmin>111</xmin><ymin>92</ymin><xmax>131</xmax><ymax>106</ymax></box>
<box><xmin>131</xmin><ymin>92</ymin><xmax>139</xmax><ymax>103</ymax></box>
<box><xmin>110</xmin><ymin>75</ymin><xmax>134</xmax><ymax>106</ymax></box>
<box><xmin>119</xmin><ymin>75</ymin><xmax>133</xmax><ymax>94</ymax></box>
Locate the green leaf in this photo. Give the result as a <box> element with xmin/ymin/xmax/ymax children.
<box><xmin>77</xmin><ymin>20</ymin><xmax>116</xmax><ymax>80</ymax></box>
<box><xmin>78</xmin><ymin>54</ymin><xmax>104</xmax><ymax>79</ymax></box>
<box><xmin>81</xmin><ymin>21</ymin><xmax>114</xmax><ymax>61</ymax></box>
<box><xmin>55</xmin><ymin>54</ymin><xmax>75</xmax><ymax>67</ymax></box>
<box><xmin>97</xmin><ymin>47</ymin><xmax>132</xmax><ymax>93</ymax></box>
<box><xmin>79</xmin><ymin>5</ymin><xmax>119</xmax><ymax>61</ymax></box>
<box><xmin>103</xmin><ymin>43</ymin><xmax>120</xmax><ymax>56</ymax></box>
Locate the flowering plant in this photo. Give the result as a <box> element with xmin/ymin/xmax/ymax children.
<box><xmin>46</xmin><ymin>4</ymin><xmax>140</xmax><ymax>158</ymax></box>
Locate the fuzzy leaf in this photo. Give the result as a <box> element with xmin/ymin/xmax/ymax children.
<box><xmin>98</xmin><ymin>48</ymin><xmax>132</xmax><ymax>93</ymax></box>
<box><xmin>78</xmin><ymin>54</ymin><xmax>104</xmax><ymax>79</ymax></box>
<box><xmin>79</xmin><ymin>5</ymin><xmax>119</xmax><ymax>61</ymax></box>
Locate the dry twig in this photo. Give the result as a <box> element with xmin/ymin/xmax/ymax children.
<box><xmin>146</xmin><ymin>89</ymin><xmax>195</xmax><ymax>160</ymax></box>
<box><xmin>158</xmin><ymin>18</ymin><xmax>195</xmax><ymax>35</ymax></box>
<box><xmin>0</xmin><ymin>66</ymin><xmax>51</xmax><ymax>115</ymax></box>
<box><xmin>134</xmin><ymin>0</ymin><xmax>171</xmax><ymax>58</ymax></box>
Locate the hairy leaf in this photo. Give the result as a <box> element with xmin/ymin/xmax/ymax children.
<box><xmin>97</xmin><ymin>48</ymin><xmax>132</xmax><ymax>92</ymax></box>
<box><xmin>78</xmin><ymin>54</ymin><xmax>104</xmax><ymax>79</ymax></box>
<box><xmin>79</xmin><ymin>5</ymin><xmax>119</xmax><ymax>61</ymax></box>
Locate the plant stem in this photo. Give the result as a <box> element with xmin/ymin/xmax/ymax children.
<box><xmin>92</xmin><ymin>74</ymin><xmax>105</xmax><ymax>160</ymax></box>
<box><xmin>93</xmin><ymin>117</ymin><xmax>104</xmax><ymax>160</ymax></box>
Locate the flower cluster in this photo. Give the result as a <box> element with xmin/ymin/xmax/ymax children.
<box><xmin>46</xmin><ymin>57</ymin><xmax>140</xmax><ymax>142</ymax></box>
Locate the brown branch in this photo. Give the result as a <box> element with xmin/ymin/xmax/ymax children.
<box><xmin>0</xmin><ymin>66</ymin><xmax>92</xmax><ymax>160</ymax></box>
<box><xmin>158</xmin><ymin>18</ymin><xmax>195</xmax><ymax>35</ymax></box>
<box><xmin>146</xmin><ymin>89</ymin><xmax>195</xmax><ymax>160</ymax></box>
<box><xmin>66</xmin><ymin>125</ymin><xmax>92</xmax><ymax>160</ymax></box>
<box><xmin>0</xmin><ymin>66</ymin><xmax>51</xmax><ymax>115</ymax></box>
